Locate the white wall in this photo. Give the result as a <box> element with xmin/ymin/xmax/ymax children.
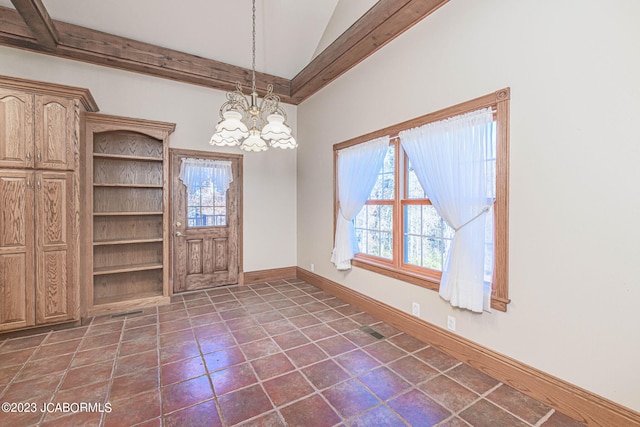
<box><xmin>297</xmin><ymin>0</ymin><xmax>640</xmax><ymax>412</ymax></box>
<box><xmin>0</xmin><ymin>46</ymin><xmax>297</xmax><ymax>272</ymax></box>
<box><xmin>312</xmin><ymin>0</ymin><xmax>378</xmax><ymax>58</ymax></box>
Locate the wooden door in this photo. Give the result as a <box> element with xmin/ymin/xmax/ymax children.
<box><xmin>171</xmin><ymin>151</ymin><xmax>241</xmax><ymax>293</ymax></box>
<box><xmin>34</xmin><ymin>95</ymin><xmax>75</xmax><ymax>171</ymax></box>
<box><xmin>0</xmin><ymin>89</ymin><xmax>34</xmax><ymax>169</ymax></box>
<box><xmin>34</xmin><ymin>171</ymin><xmax>75</xmax><ymax>324</ymax></box>
<box><xmin>0</xmin><ymin>169</ymin><xmax>35</xmax><ymax>331</ymax></box>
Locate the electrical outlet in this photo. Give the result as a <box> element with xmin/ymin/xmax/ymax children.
<box><xmin>447</xmin><ymin>315</ymin><xmax>456</xmax><ymax>331</ymax></box>
<box><xmin>411</xmin><ymin>302</ymin><xmax>420</xmax><ymax>317</ymax></box>
<box><xmin>310</xmin><ymin>263</ymin><xmax>315</xmax><ymax>272</ymax></box>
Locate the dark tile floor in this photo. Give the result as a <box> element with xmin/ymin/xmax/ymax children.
<box><xmin>0</xmin><ymin>278</ymin><xmax>586</xmax><ymax>426</ymax></box>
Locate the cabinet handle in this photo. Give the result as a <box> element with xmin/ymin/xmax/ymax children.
<box><xmin>26</xmin><ymin>151</ymin><xmax>32</xmax><ymax>162</ymax></box>
<box><xmin>37</xmin><ymin>179</ymin><xmax>41</xmax><ymax>190</ymax></box>
<box><xmin>27</xmin><ymin>177</ymin><xmax>31</xmax><ymax>188</ymax></box>
<box><xmin>37</xmin><ymin>151</ymin><xmax>41</xmax><ymax>162</ymax></box>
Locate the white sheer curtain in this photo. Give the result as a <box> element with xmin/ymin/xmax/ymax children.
<box><xmin>179</xmin><ymin>158</ymin><xmax>233</xmax><ymax>193</ymax></box>
<box><xmin>400</xmin><ymin>108</ymin><xmax>494</xmax><ymax>312</ymax></box>
<box><xmin>331</xmin><ymin>136</ymin><xmax>390</xmax><ymax>270</ymax></box>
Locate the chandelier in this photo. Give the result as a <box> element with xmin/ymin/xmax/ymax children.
<box><xmin>210</xmin><ymin>0</ymin><xmax>297</xmax><ymax>152</ymax></box>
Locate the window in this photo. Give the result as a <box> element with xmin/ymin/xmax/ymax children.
<box><xmin>354</xmin><ymin>145</ymin><xmax>395</xmax><ymax>259</ymax></box>
<box><xmin>403</xmin><ymin>158</ymin><xmax>457</xmax><ymax>272</ymax></box>
<box><xmin>186</xmin><ymin>179</ymin><xmax>227</xmax><ymax>227</ymax></box>
<box><xmin>178</xmin><ymin>158</ymin><xmax>233</xmax><ymax>227</ymax></box>
<box><xmin>334</xmin><ymin>89</ymin><xmax>510</xmax><ymax>311</ymax></box>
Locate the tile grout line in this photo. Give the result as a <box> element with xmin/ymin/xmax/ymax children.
<box><xmin>0</xmin><ymin>279</ymin><xmax>581</xmax><ymax>427</ymax></box>
<box><xmin>192</xmin><ymin>290</ymin><xmax>234</xmax><ymax>427</ymax></box>
<box><xmin>184</xmin><ymin>281</ymin><xmax>505</xmax><ymax>426</ymax></box>
<box><xmin>7</xmin><ymin>330</ymin><xmax>52</xmax><ymax>427</ymax></box>
<box><xmin>40</xmin><ymin>327</ymin><xmax>88</xmax><ymax>426</ymax></box>
<box><xmin>96</xmin><ymin>315</ymin><xmax>126</xmax><ymax>427</ymax></box>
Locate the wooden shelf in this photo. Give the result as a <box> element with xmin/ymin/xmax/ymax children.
<box><xmin>93</xmin><ymin>153</ymin><xmax>162</xmax><ymax>162</ymax></box>
<box><xmin>93</xmin><ymin>238</ymin><xmax>163</xmax><ymax>246</ymax></box>
<box><xmin>93</xmin><ymin>183</ymin><xmax>163</xmax><ymax>188</ymax></box>
<box><xmin>85</xmin><ymin>116</ymin><xmax>172</xmax><ymax>316</ymax></box>
<box><xmin>93</xmin><ymin>290</ymin><xmax>165</xmax><ymax>307</ymax></box>
<box><xmin>93</xmin><ymin>211</ymin><xmax>163</xmax><ymax>216</ymax></box>
<box><xmin>93</xmin><ymin>263</ymin><xmax>163</xmax><ymax>276</ymax></box>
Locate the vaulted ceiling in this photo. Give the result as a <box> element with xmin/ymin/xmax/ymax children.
<box><xmin>0</xmin><ymin>0</ymin><xmax>448</xmax><ymax>104</ymax></box>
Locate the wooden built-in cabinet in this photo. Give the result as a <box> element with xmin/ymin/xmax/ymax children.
<box><xmin>0</xmin><ymin>89</ymin><xmax>76</xmax><ymax>171</ymax></box>
<box><xmin>82</xmin><ymin>113</ymin><xmax>175</xmax><ymax>315</ymax></box>
<box><xmin>0</xmin><ymin>75</ymin><xmax>98</xmax><ymax>332</ymax></box>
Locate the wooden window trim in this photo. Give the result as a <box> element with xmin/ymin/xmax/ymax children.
<box><xmin>334</xmin><ymin>88</ymin><xmax>510</xmax><ymax>312</ymax></box>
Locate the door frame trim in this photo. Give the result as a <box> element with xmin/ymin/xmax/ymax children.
<box><xmin>168</xmin><ymin>148</ymin><xmax>243</xmax><ymax>295</ymax></box>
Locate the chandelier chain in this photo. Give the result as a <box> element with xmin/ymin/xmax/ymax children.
<box><xmin>251</xmin><ymin>0</ymin><xmax>257</xmax><ymax>95</ymax></box>
<box><xmin>209</xmin><ymin>0</ymin><xmax>297</xmax><ymax>151</ymax></box>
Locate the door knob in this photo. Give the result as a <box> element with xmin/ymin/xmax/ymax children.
<box><xmin>174</xmin><ymin>231</ymin><xmax>184</xmax><ymax>237</ymax></box>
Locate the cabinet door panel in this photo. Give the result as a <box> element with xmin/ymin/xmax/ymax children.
<box><xmin>35</xmin><ymin>95</ymin><xmax>75</xmax><ymax>170</ymax></box>
<box><xmin>35</xmin><ymin>171</ymin><xmax>75</xmax><ymax>324</ymax></box>
<box><xmin>0</xmin><ymin>90</ymin><xmax>34</xmax><ymax>169</ymax></box>
<box><xmin>0</xmin><ymin>170</ymin><xmax>35</xmax><ymax>331</ymax></box>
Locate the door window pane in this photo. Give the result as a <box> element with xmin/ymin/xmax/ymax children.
<box><xmin>187</xmin><ymin>179</ymin><xmax>227</xmax><ymax>227</ymax></box>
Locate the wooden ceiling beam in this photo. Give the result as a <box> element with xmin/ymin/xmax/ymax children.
<box><xmin>289</xmin><ymin>0</ymin><xmax>449</xmax><ymax>104</ymax></box>
<box><xmin>0</xmin><ymin>6</ymin><xmax>293</xmax><ymax>103</ymax></box>
<box><xmin>0</xmin><ymin>1</ymin><xmax>450</xmax><ymax>105</ymax></box>
<box><xmin>10</xmin><ymin>0</ymin><xmax>58</xmax><ymax>48</ymax></box>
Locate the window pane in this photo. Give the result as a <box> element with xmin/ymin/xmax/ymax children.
<box><xmin>355</xmin><ymin>210</ymin><xmax>366</xmax><ymax>228</ymax></box>
<box><xmin>484</xmin><ymin>205</ymin><xmax>494</xmax><ymax>283</ymax></box>
<box><xmin>355</xmin><ymin>204</ymin><xmax>393</xmax><ymax>259</ymax></box>
<box><xmin>367</xmin><ymin>205</ymin><xmax>379</xmax><ymax>230</ymax></box>
<box><xmin>380</xmin><ymin>231</ymin><xmax>393</xmax><ymax>259</ymax></box>
<box><xmin>403</xmin><ymin>204</ymin><xmax>453</xmax><ymax>271</ymax></box>
<box><xmin>406</xmin><ymin>160</ymin><xmax>426</xmax><ymax>199</ymax></box>
<box><xmin>367</xmin><ymin>231</ymin><xmax>379</xmax><ymax>257</ymax></box>
<box><xmin>405</xmin><ymin>235</ymin><xmax>421</xmax><ymax>266</ymax></box>
<box><xmin>422</xmin><ymin>205</ymin><xmax>455</xmax><ymax>240</ymax></box>
<box><xmin>185</xmin><ymin>179</ymin><xmax>227</xmax><ymax>227</ymax></box>
<box><xmin>370</xmin><ymin>145</ymin><xmax>395</xmax><ymax>200</ymax></box>
<box><xmin>422</xmin><ymin>238</ymin><xmax>449</xmax><ymax>271</ymax></box>
<box><xmin>483</xmin><ymin>121</ymin><xmax>496</xmax><ymax>283</ymax></box>
<box><xmin>486</xmin><ymin>121</ymin><xmax>497</xmax><ymax>199</ymax></box>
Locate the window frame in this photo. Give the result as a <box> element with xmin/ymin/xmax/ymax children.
<box><xmin>333</xmin><ymin>88</ymin><xmax>510</xmax><ymax>311</ymax></box>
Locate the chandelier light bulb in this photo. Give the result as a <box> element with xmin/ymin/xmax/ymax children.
<box><xmin>240</xmin><ymin>129</ymin><xmax>269</xmax><ymax>152</ymax></box>
<box><xmin>270</xmin><ymin>136</ymin><xmax>297</xmax><ymax>149</ymax></box>
<box><xmin>210</xmin><ymin>110</ymin><xmax>249</xmax><ymax>146</ymax></box>
<box><xmin>261</xmin><ymin>114</ymin><xmax>292</xmax><ymax>142</ymax></box>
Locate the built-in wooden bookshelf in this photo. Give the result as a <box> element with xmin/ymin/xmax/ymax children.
<box><xmin>82</xmin><ymin>114</ymin><xmax>175</xmax><ymax>315</ymax></box>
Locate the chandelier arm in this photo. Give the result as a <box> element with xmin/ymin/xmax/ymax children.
<box><xmin>258</xmin><ymin>85</ymin><xmax>287</xmax><ymax>119</ymax></box>
<box><xmin>218</xmin><ymin>99</ymin><xmax>248</xmax><ymax>120</ymax></box>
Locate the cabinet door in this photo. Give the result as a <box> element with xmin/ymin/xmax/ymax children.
<box><xmin>0</xmin><ymin>170</ymin><xmax>35</xmax><ymax>331</ymax></box>
<box><xmin>0</xmin><ymin>89</ymin><xmax>34</xmax><ymax>169</ymax></box>
<box><xmin>35</xmin><ymin>95</ymin><xmax>75</xmax><ymax>171</ymax></box>
<box><xmin>35</xmin><ymin>171</ymin><xmax>75</xmax><ymax>324</ymax></box>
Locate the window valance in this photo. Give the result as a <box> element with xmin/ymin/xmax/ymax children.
<box><xmin>178</xmin><ymin>158</ymin><xmax>233</xmax><ymax>192</ymax></box>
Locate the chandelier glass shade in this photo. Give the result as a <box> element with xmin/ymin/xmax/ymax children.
<box><xmin>210</xmin><ymin>0</ymin><xmax>297</xmax><ymax>152</ymax></box>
